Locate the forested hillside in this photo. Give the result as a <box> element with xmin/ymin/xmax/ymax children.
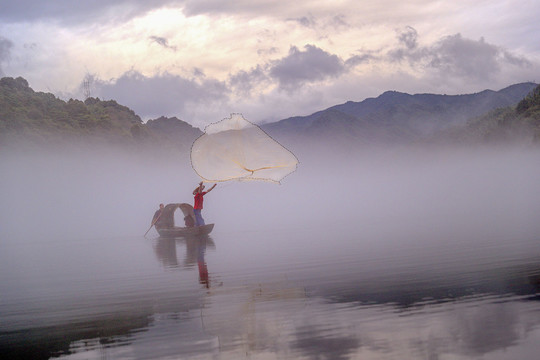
<box><xmin>442</xmin><ymin>84</ymin><xmax>540</xmax><ymax>144</ymax></box>
<box><xmin>0</xmin><ymin>77</ymin><xmax>141</xmax><ymax>140</ymax></box>
<box><xmin>0</xmin><ymin>77</ymin><xmax>201</xmax><ymax>152</ymax></box>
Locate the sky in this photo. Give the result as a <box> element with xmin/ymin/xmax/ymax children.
<box><xmin>0</xmin><ymin>0</ymin><xmax>539</xmax><ymax>128</ymax></box>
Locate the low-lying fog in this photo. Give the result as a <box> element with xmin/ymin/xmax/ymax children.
<box><xmin>1</xmin><ymin>143</ymin><xmax>540</xmax><ymax>246</ymax></box>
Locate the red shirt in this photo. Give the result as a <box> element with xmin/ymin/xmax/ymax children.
<box><xmin>194</xmin><ymin>191</ymin><xmax>207</xmax><ymax>210</ymax></box>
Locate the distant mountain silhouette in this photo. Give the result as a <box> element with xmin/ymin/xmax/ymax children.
<box><xmin>146</xmin><ymin>116</ymin><xmax>202</xmax><ymax>152</ymax></box>
<box><xmin>263</xmin><ymin>82</ymin><xmax>538</xmax><ymax>146</ymax></box>
<box><xmin>1</xmin><ymin>76</ymin><xmax>538</xmax><ymax>153</ymax></box>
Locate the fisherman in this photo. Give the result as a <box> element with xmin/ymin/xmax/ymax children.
<box><xmin>151</xmin><ymin>203</ymin><xmax>165</xmax><ymax>229</ymax></box>
<box><xmin>193</xmin><ymin>181</ymin><xmax>216</xmax><ymax>226</ymax></box>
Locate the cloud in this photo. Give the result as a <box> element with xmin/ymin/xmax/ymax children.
<box><xmin>328</xmin><ymin>15</ymin><xmax>350</xmax><ymax>30</ymax></box>
<box><xmin>228</xmin><ymin>65</ymin><xmax>269</xmax><ymax>96</ymax></box>
<box><xmin>77</xmin><ymin>61</ymin><xmax>345</xmax><ymax>127</ymax></box>
<box><xmin>181</xmin><ymin>0</ymin><xmax>286</xmax><ymax>17</ymax></box>
<box><xmin>92</xmin><ymin>70</ymin><xmax>229</xmax><ymax>121</ymax></box>
<box><xmin>388</xmin><ymin>29</ymin><xmax>533</xmax><ymax>82</ymax></box>
<box><xmin>269</xmin><ymin>45</ymin><xmax>347</xmax><ymax>90</ymax></box>
<box><xmin>287</xmin><ymin>14</ymin><xmax>318</xmax><ymax>29</ymax></box>
<box><xmin>0</xmin><ymin>0</ymin><xmax>178</xmax><ymax>25</ymax></box>
<box><xmin>345</xmin><ymin>53</ymin><xmax>376</xmax><ymax>68</ymax></box>
<box><xmin>501</xmin><ymin>50</ymin><xmax>532</xmax><ymax>68</ymax></box>
<box><xmin>397</xmin><ymin>26</ymin><xmax>418</xmax><ymax>50</ymax></box>
<box><xmin>285</xmin><ymin>13</ymin><xmax>351</xmax><ymax>40</ymax></box>
<box><xmin>387</xmin><ymin>26</ymin><xmax>426</xmax><ymax>63</ymax></box>
<box><xmin>76</xmin><ymin>45</ymin><xmax>356</xmax><ymax>125</ymax></box>
<box><xmin>180</xmin><ymin>0</ymin><xmax>355</xmax><ymax>28</ymax></box>
<box><xmin>0</xmin><ymin>36</ymin><xmax>14</xmax><ymax>76</ymax></box>
<box><xmin>428</xmin><ymin>35</ymin><xmax>503</xmax><ymax>81</ymax></box>
<box><xmin>149</xmin><ymin>36</ymin><xmax>177</xmax><ymax>51</ymax></box>
<box><xmin>257</xmin><ymin>46</ymin><xmax>279</xmax><ymax>57</ymax></box>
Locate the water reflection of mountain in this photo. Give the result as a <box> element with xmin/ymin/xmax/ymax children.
<box><xmin>315</xmin><ymin>259</ymin><xmax>540</xmax><ymax>308</ymax></box>
<box><xmin>288</xmin><ymin>294</ymin><xmax>540</xmax><ymax>360</ymax></box>
<box><xmin>0</xmin><ymin>313</ymin><xmax>151</xmax><ymax>360</ymax></box>
<box><xmin>194</xmin><ymin>260</ymin><xmax>540</xmax><ymax>359</ymax></box>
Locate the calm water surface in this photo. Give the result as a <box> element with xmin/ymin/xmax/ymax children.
<box><xmin>1</xmin><ymin>225</ymin><xmax>540</xmax><ymax>359</ymax></box>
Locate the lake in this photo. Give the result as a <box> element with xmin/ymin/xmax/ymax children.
<box><xmin>1</xmin><ymin>226</ymin><xmax>540</xmax><ymax>359</ymax></box>
<box><xmin>1</xmin><ymin>145</ymin><xmax>540</xmax><ymax>359</ymax></box>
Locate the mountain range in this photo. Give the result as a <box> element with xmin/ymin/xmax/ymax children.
<box><xmin>1</xmin><ymin>76</ymin><xmax>539</xmax><ymax>153</ymax></box>
<box><xmin>262</xmin><ymin>82</ymin><xmax>539</xmax><ymax>147</ymax></box>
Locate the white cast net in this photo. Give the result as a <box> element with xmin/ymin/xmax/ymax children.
<box><xmin>191</xmin><ymin>114</ymin><xmax>298</xmax><ymax>183</ymax></box>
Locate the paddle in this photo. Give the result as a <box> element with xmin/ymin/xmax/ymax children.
<box><xmin>144</xmin><ymin>210</ymin><xmax>163</xmax><ymax>237</ymax></box>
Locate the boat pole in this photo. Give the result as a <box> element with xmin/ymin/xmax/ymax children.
<box><xmin>144</xmin><ymin>211</ymin><xmax>163</xmax><ymax>237</ymax></box>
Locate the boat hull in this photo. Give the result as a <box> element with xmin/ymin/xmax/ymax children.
<box><xmin>156</xmin><ymin>224</ymin><xmax>214</xmax><ymax>238</ymax></box>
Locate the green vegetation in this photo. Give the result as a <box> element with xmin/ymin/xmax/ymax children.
<box><xmin>0</xmin><ymin>76</ymin><xmax>143</xmax><ymax>140</ymax></box>
<box><xmin>459</xmin><ymin>84</ymin><xmax>540</xmax><ymax>143</ymax></box>
<box><xmin>0</xmin><ymin>76</ymin><xmax>202</xmax><ymax>152</ymax></box>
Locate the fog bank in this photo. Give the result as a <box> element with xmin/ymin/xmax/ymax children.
<box><xmin>1</xmin><ymin>144</ymin><xmax>540</xmax><ymax>246</ymax></box>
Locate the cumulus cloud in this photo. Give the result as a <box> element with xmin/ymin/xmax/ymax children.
<box><xmin>77</xmin><ymin>61</ymin><xmax>347</xmax><ymax>127</ymax></box>
<box><xmin>92</xmin><ymin>70</ymin><xmax>229</xmax><ymax>120</ymax></box>
<box><xmin>75</xmin><ymin>43</ymin><xmax>357</xmax><ymax>125</ymax></box>
<box><xmin>429</xmin><ymin>35</ymin><xmax>504</xmax><ymax>80</ymax></box>
<box><xmin>228</xmin><ymin>65</ymin><xmax>269</xmax><ymax>96</ymax></box>
<box><xmin>0</xmin><ymin>36</ymin><xmax>14</xmax><ymax>76</ymax></box>
<box><xmin>269</xmin><ymin>45</ymin><xmax>346</xmax><ymax>90</ymax></box>
<box><xmin>388</xmin><ymin>28</ymin><xmax>533</xmax><ymax>82</ymax></box>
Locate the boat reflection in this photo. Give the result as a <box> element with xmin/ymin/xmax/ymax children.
<box><xmin>153</xmin><ymin>235</ymin><xmax>216</xmax><ymax>288</ymax></box>
<box><xmin>198</xmin><ymin>240</ymin><xmax>210</xmax><ymax>288</ymax></box>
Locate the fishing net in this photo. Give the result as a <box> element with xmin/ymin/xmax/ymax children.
<box><xmin>191</xmin><ymin>113</ymin><xmax>298</xmax><ymax>183</ymax></box>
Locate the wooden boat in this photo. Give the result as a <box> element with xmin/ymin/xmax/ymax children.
<box><xmin>157</xmin><ymin>223</ymin><xmax>214</xmax><ymax>237</ymax></box>
<box><xmin>155</xmin><ymin>203</ymin><xmax>214</xmax><ymax>238</ymax></box>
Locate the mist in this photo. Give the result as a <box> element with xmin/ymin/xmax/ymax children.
<box><xmin>2</xmin><ymin>142</ymin><xmax>539</xmax><ymax>248</ymax></box>
<box><xmin>3</xmin><ymin>141</ymin><xmax>540</xmax><ymax>359</ymax></box>
<box><xmin>0</xmin><ymin>146</ymin><xmax>189</xmax><ymax>241</ymax></box>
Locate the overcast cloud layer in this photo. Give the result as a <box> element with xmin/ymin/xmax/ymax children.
<box><xmin>0</xmin><ymin>0</ymin><xmax>539</xmax><ymax>128</ymax></box>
